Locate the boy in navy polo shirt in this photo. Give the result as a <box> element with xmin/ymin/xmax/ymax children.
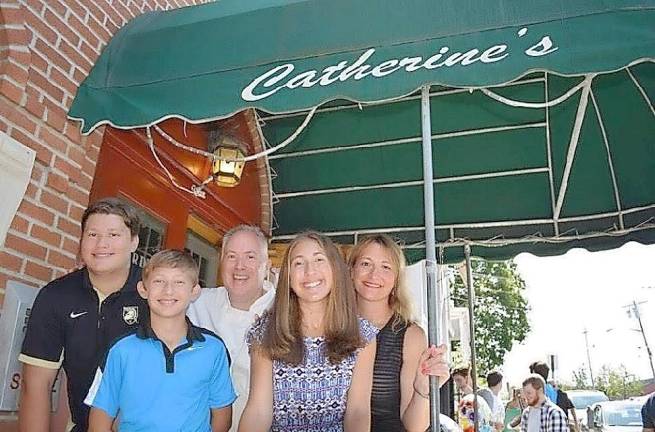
<box><xmin>85</xmin><ymin>250</ymin><xmax>236</xmax><ymax>432</ymax></box>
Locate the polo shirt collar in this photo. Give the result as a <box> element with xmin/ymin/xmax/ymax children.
<box><xmin>136</xmin><ymin>316</ymin><xmax>205</xmax><ymax>374</ymax></box>
<box><xmin>136</xmin><ymin>316</ymin><xmax>205</xmax><ymax>343</ymax></box>
<box><xmin>82</xmin><ymin>264</ymin><xmax>141</xmax><ymax>295</ymax></box>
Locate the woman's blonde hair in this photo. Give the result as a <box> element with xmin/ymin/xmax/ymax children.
<box><xmin>261</xmin><ymin>231</ymin><xmax>363</xmax><ymax>364</ymax></box>
<box><xmin>347</xmin><ymin>234</ymin><xmax>415</xmax><ymax>328</ymax></box>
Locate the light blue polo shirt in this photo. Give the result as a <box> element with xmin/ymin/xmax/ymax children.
<box><xmin>85</xmin><ymin>320</ymin><xmax>237</xmax><ymax>432</ymax></box>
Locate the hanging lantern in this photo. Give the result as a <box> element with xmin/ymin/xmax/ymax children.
<box><xmin>208</xmin><ymin>131</ymin><xmax>246</xmax><ymax>187</ymax></box>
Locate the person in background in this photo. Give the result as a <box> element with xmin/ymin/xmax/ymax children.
<box><xmin>477</xmin><ymin>371</ymin><xmax>505</xmax><ymax>431</ymax></box>
<box><xmin>452</xmin><ymin>366</ymin><xmax>493</xmax><ymax>432</ymax></box>
<box><xmin>85</xmin><ymin>249</ymin><xmax>236</xmax><ymax>432</ymax></box>
<box><xmin>642</xmin><ymin>392</ymin><xmax>655</xmax><ymax>432</ymax></box>
<box><xmin>19</xmin><ymin>198</ymin><xmax>145</xmax><ymax>432</ymax></box>
<box><xmin>505</xmin><ymin>388</ymin><xmax>526</xmax><ymax>431</ymax></box>
<box><xmin>529</xmin><ymin>361</ymin><xmax>579</xmax><ymax>432</ymax></box>
<box><xmin>452</xmin><ymin>366</ymin><xmax>475</xmax><ymax>396</ymax></box>
<box><xmin>347</xmin><ymin>234</ymin><xmax>450</xmax><ymax>432</ymax></box>
<box><xmin>238</xmin><ymin>232</ymin><xmax>378</xmax><ymax>432</ymax></box>
<box><xmin>188</xmin><ymin>225</ymin><xmax>275</xmax><ymax>432</ymax></box>
<box><xmin>452</xmin><ymin>366</ymin><xmax>493</xmax><ymax>406</ymax></box>
<box><xmin>459</xmin><ymin>392</ymin><xmax>494</xmax><ymax>432</ymax></box>
<box><xmin>519</xmin><ymin>374</ymin><xmax>567</xmax><ymax>432</ymax></box>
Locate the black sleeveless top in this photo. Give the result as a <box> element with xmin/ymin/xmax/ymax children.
<box><xmin>371</xmin><ymin>314</ymin><xmax>410</xmax><ymax>432</ymax></box>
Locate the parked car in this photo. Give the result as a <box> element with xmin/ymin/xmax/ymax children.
<box><xmin>568</xmin><ymin>390</ymin><xmax>609</xmax><ymax>429</ymax></box>
<box><xmin>587</xmin><ymin>400</ymin><xmax>643</xmax><ymax>432</ymax></box>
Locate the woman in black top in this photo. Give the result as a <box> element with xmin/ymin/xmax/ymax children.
<box><xmin>348</xmin><ymin>234</ymin><xmax>450</xmax><ymax>431</ymax></box>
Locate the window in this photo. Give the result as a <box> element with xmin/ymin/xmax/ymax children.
<box><xmin>185</xmin><ymin>230</ymin><xmax>219</xmax><ymax>287</ymax></box>
<box><xmin>118</xmin><ymin>198</ymin><xmax>166</xmax><ymax>268</ymax></box>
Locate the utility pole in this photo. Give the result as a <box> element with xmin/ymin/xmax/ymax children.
<box><xmin>622</xmin><ymin>370</ymin><xmax>628</xmax><ymax>399</ymax></box>
<box><xmin>623</xmin><ymin>300</ymin><xmax>655</xmax><ymax>380</ymax></box>
<box><xmin>583</xmin><ymin>328</ymin><xmax>595</xmax><ymax>388</ymax></box>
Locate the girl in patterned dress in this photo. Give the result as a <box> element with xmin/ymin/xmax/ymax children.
<box><xmin>238</xmin><ymin>232</ymin><xmax>378</xmax><ymax>432</ymax></box>
<box><xmin>348</xmin><ymin>234</ymin><xmax>451</xmax><ymax>432</ymax></box>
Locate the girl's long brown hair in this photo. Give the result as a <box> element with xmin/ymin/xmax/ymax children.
<box><xmin>260</xmin><ymin>232</ymin><xmax>363</xmax><ymax>364</ymax></box>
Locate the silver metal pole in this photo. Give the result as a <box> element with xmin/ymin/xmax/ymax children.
<box><xmin>465</xmin><ymin>245</ymin><xmax>479</xmax><ymax>432</ymax></box>
<box><xmin>582</xmin><ymin>328</ymin><xmax>596</xmax><ymax>388</ymax></box>
<box><xmin>421</xmin><ymin>85</ymin><xmax>441</xmax><ymax>432</ymax></box>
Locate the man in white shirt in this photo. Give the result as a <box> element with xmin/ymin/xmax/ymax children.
<box><xmin>482</xmin><ymin>371</ymin><xmax>505</xmax><ymax>431</ymax></box>
<box><xmin>188</xmin><ymin>225</ymin><xmax>275</xmax><ymax>432</ymax></box>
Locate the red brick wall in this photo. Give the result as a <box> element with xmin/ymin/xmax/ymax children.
<box><xmin>0</xmin><ymin>0</ymin><xmax>210</xmax><ymax>303</ymax></box>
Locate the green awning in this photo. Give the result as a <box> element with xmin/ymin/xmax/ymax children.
<box><xmin>68</xmin><ymin>0</ymin><xmax>655</xmax><ymax>262</ymax></box>
<box><xmin>264</xmin><ymin>66</ymin><xmax>655</xmax><ymax>261</ymax></box>
<box><xmin>69</xmin><ymin>0</ymin><xmax>654</xmax><ymax>132</ymax></box>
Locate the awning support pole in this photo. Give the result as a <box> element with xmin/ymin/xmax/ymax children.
<box><xmin>421</xmin><ymin>85</ymin><xmax>442</xmax><ymax>432</ymax></box>
<box><xmin>465</xmin><ymin>244</ymin><xmax>480</xmax><ymax>432</ymax></box>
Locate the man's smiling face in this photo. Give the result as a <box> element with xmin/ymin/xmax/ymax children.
<box><xmin>220</xmin><ymin>230</ymin><xmax>267</xmax><ymax>298</ymax></box>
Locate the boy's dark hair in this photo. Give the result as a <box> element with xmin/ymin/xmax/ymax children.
<box><xmin>522</xmin><ymin>374</ymin><xmax>545</xmax><ymax>391</ymax></box>
<box><xmin>529</xmin><ymin>361</ymin><xmax>550</xmax><ymax>381</ymax></box>
<box><xmin>487</xmin><ymin>371</ymin><xmax>503</xmax><ymax>387</ymax></box>
<box><xmin>82</xmin><ymin>198</ymin><xmax>140</xmax><ymax>237</ymax></box>
<box><xmin>452</xmin><ymin>366</ymin><xmax>470</xmax><ymax>378</ymax></box>
<box><xmin>143</xmin><ymin>249</ymin><xmax>199</xmax><ymax>285</ymax></box>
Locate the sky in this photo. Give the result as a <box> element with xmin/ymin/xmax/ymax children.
<box><xmin>502</xmin><ymin>242</ymin><xmax>655</xmax><ymax>387</ymax></box>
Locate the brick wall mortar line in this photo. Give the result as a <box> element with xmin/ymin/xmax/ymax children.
<box><xmin>0</xmin><ymin>23</ymin><xmax>25</xmax><ymax>30</ymax></box>
<box><xmin>3</xmin><ymin>56</ymin><xmax>30</xmax><ymax>71</ymax></box>
<box><xmin>2</xmin><ymin>43</ymin><xmax>29</xmax><ymax>53</ymax></box>
<box><xmin>46</xmin><ymin>248</ymin><xmax>76</xmax><ymax>263</ymax></box>
<box><xmin>0</xmin><ymin>95</ymin><xmax>41</xmax><ymax>136</ymax></box>
<box><xmin>1</xmin><ymin>266</ymin><xmax>46</xmax><ymax>287</ymax></box>
<box><xmin>54</xmin><ymin>38</ymin><xmax>94</xmax><ymax>69</ymax></box>
<box><xmin>27</xmin><ymin>63</ymin><xmax>73</xmax><ymax>104</ymax></box>
<box><xmin>0</xmin><ymin>74</ymin><xmax>26</xmax><ymax>91</ymax></box>
<box><xmin>67</xmin><ymin>0</ymin><xmax>91</xmax><ymax>24</ymax></box>
<box><xmin>6</xmin><ymin>228</ymin><xmax>55</xmax><ymax>262</ymax></box>
<box><xmin>85</xmin><ymin>11</ymin><xmax>113</xmax><ymax>47</ymax></box>
<box><xmin>104</xmin><ymin>5</ymin><xmax>126</xmax><ymax>28</ymax></box>
<box><xmin>17</xmin><ymin>0</ymin><xmax>45</xmax><ymax>17</ymax></box>
<box><xmin>8</xmin><ymin>215</ymin><xmax>78</xmax><ymax>254</ymax></box>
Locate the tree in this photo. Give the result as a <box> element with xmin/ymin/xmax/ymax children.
<box><xmin>594</xmin><ymin>364</ymin><xmax>643</xmax><ymax>399</ymax></box>
<box><xmin>571</xmin><ymin>366</ymin><xmax>591</xmax><ymax>389</ymax></box>
<box><xmin>451</xmin><ymin>259</ymin><xmax>530</xmax><ymax>374</ymax></box>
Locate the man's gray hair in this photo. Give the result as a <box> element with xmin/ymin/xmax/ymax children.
<box><xmin>221</xmin><ymin>224</ymin><xmax>269</xmax><ymax>259</ymax></box>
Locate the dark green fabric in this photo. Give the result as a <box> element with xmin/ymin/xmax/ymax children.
<box><xmin>69</xmin><ymin>0</ymin><xmax>655</xmax><ymax>132</ymax></box>
<box><xmin>67</xmin><ymin>0</ymin><xmax>655</xmax><ymax>262</ymax></box>
<box><xmin>267</xmin><ymin>64</ymin><xmax>655</xmax><ymax>262</ymax></box>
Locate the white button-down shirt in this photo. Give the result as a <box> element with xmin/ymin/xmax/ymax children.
<box><xmin>187</xmin><ymin>282</ymin><xmax>275</xmax><ymax>432</ymax></box>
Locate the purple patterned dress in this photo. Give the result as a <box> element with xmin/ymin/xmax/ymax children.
<box><xmin>247</xmin><ymin>315</ymin><xmax>378</xmax><ymax>432</ymax></box>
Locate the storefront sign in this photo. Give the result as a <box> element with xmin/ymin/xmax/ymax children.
<box><xmin>0</xmin><ymin>281</ymin><xmax>60</xmax><ymax>410</ymax></box>
<box><xmin>242</xmin><ymin>28</ymin><xmax>558</xmax><ymax>101</ymax></box>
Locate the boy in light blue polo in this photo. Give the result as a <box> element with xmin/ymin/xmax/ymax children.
<box><xmin>85</xmin><ymin>249</ymin><xmax>236</xmax><ymax>432</ymax></box>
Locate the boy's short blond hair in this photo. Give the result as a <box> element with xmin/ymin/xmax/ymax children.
<box><xmin>142</xmin><ymin>249</ymin><xmax>199</xmax><ymax>285</ymax></box>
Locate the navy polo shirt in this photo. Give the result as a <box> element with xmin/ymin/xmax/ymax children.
<box><xmin>20</xmin><ymin>265</ymin><xmax>145</xmax><ymax>432</ymax></box>
<box><xmin>85</xmin><ymin>320</ymin><xmax>236</xmax><ymax>432</ymax></box>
